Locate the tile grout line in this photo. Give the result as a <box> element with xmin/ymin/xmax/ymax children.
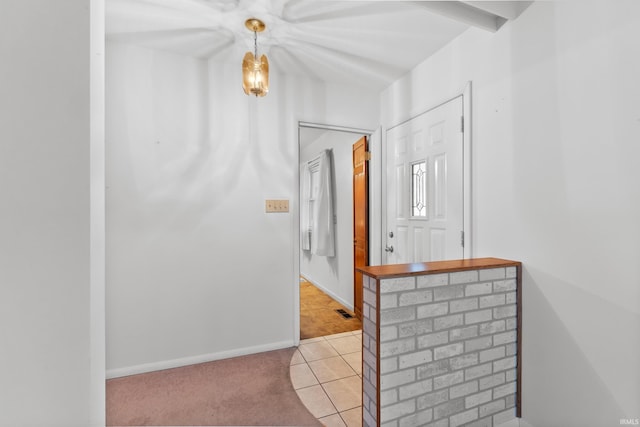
<box><xmin>297</xmin><ymin>337</ymin><xmax>340</xmax><ymax>419</ymax></box>
<box><xmin>294</xmin><ymin>330</ymin><xmax>363</xmax><ymax>426</ymax></box>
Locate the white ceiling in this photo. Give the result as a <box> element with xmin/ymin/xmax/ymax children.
<box><xmin>106</xmin><ymin>0</ymin><xmax>531</xmax><ymax>90</ymax></box>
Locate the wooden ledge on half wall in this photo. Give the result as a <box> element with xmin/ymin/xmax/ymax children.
<box><xmin>357</xmin><ymin>257</ymin><xmax>521</xmax><ymax>280</ymax></box>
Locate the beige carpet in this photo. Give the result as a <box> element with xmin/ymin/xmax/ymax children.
<box><xmin>107</xmin><ymin>347</ymin><xmax>321</xmax><ymax>426</ymax></box>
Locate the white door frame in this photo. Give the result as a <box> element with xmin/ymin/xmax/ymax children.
<box><xmin>381</xmin><ymin>82</ymin><xmax>472</xmax><ymax>264</ymax></box>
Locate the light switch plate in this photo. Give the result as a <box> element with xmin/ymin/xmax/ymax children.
<box><xmin>265</xmin><ymin>199</ymin><xmax>289</xmax><ymax>213</ymax></box>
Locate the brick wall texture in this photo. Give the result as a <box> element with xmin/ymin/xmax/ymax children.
<box><xmin>362</xmin><ymin>267</ymin><xmax>518</xmax><ymax>427</ymax></box>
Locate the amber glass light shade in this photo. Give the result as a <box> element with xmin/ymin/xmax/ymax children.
<box><xmin>242</xmin><ymin>52</ymin><xmax>269</xmax><ymax>97</ymax></box>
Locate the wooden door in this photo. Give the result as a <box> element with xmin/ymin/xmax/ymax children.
<box><xmin>385</xmin><ymin>96</ymin><xmax>464</xmax><ymax>263</ymax></box>
<box><xmin>353</xmin><ymin>136</ymin><xmax>368</xmax><ymax>320</ymax></box>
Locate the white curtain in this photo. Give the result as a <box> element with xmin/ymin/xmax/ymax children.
<box><xmin>312</xmin><ymin>149</ymin><xmax>335</xmax><ymax>257</ymax></box>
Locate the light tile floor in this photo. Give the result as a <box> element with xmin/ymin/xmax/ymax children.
<box><xmin>290</xmin><ymin>330</ymin><xmax>363</xmax><ymax>427</ymax></box>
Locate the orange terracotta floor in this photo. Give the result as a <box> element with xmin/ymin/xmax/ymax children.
<box><xmin>300</xmin><ymin>278</ymin><xmax>362</xmax><ymax>340</ymax></box>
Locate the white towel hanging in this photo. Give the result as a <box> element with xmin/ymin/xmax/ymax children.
<box><xmin>300</xmin><ymin>162</ymin><xmax>311</xmax><ymax>251</ymax></box>
<box><xmin>311</xmin><ymin>149</ymin><xmax>335</xmax><ymax>257</ymax></box>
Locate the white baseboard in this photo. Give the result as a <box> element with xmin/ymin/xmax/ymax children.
<box><xmin>302</xmin><ymin>275</ymin><xmax>354</xmax><ymax>311</ymax></box>
<box><xmin>496</xmin><ymin>419</ymin><xmax>520</xmax><ymax>427</ymax></box>
<box><xmin>106</xmin><ymin>339</ymin><xmax>295</xmax><ymax>379</ymax></box>
<box><xmin>497</xmin><ymin>418</ymin><xmax>533</xmax><ymax>427</ymax></box>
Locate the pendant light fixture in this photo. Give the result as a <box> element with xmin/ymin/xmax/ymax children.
<box><xmin>242</xmin><ymin>18</ymin><xmax>269</xmax><ymax>97</ymax></box>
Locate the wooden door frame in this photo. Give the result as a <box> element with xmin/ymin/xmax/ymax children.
<box><xmin>352</xmin><ymin>136</ymin><xmax>368</xmax><ymax>320</ymax></box>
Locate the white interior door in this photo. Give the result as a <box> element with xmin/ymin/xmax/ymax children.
<box><xmin>385</xmin><ymin>96</ymin><xmax>464</xmax><ymax>263</ymax></box>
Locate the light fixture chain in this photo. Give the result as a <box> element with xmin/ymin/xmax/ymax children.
<box><xmin>254</xmin><ymin>30</ymin><xmax>258</xmax><ymax>57</ymax></box>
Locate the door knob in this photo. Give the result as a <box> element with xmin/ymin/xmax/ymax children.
<box><xmin>385</xmin><ymin>245</ymin><xmax>394</xmax><ymax>253</ymax></box>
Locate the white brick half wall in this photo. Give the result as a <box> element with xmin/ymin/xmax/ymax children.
<box><xmin>360</xmin><ymin>258</ymin><xmax>521</xmax><ymax>427</ymax></box>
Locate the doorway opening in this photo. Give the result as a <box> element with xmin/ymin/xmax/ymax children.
<box><xmin>297</xmin><ymin>122</ymin><xmax>376</xmax><ymax>340</ymax></box>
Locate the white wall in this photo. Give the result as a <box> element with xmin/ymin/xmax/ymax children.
<box><xmin>300</xmin><ymin>131</ymin><xmax>366</xmax><ymax>309</ymax></box>
<box><xmin>105</xmin><ymin>41</ymin><xmax>379</xmax><ymax>375</ymax></box>
<box><xmin>0</xmin><ymin>1</ymin><xmax>105</xmax><ymax>426</ymax></box>
<box><xmin>381</xmin><ymin>1</ymin><xmax>640</xmax><ymax>425</ymax></box>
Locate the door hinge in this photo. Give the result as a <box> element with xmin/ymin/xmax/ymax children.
<box><xmin>461</xmin><ymin>231</ymin><xmax>465</xmax><ymax>247</ymax></box>
<box><xmin>365</xmin><ymin>151</ymin><xmax>372</xmax><ymax>161</ymax></box>
<box><xmin>460</xmin><ymin>116</ymin><xmax>464</xmax><ymax>133</ymax></box>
